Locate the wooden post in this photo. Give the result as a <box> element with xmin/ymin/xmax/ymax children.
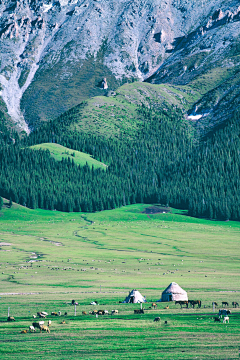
<box><xmin>213</xmin><ymin>303</ymin><xmax>215</xmax><ymax>313</ymax></box>
<box><xmin>74</xmin><ymin>304</ymin><xmax>76</xmax><ymax>316</ymax></box>
<box><xmin>8</xmin><ymin>307</ymin><xmax>10</xmax><ymax>317</ymax></box>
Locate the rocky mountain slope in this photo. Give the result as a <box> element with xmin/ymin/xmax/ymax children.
<box><xmin>0</xmin><ymin>0</ymin><xmax>240</xmax><ymax>132</ymax></box>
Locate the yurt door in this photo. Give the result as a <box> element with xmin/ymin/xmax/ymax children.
<box><xmin>168</xmin><ymin>295</ymin><xmax>172</xmax><ymax>301</ymax></box>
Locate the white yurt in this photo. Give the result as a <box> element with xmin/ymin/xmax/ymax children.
<box><xmin>160</xmin><ymin>282</ymin><xmax>188</xmax><ymax>302</ymax></box>
<box><xmin>123</xmin><ymin>289</ymin><xmax>146</xmax><ymax>303</ymax></box>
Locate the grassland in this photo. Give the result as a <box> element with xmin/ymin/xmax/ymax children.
<box><xmin>0</xmin><ymin>201</ymin><xmax>239</xmax><ymax>359</ymax></box>
<box><xmin>30</xmin><ymin>143</ymin><xmax>107</xmax><ymax>169</ymax></box>
<box><xmin>66</xmin><ymin>82</ymin><xmax>200</xmax><ymax>139</ymax></box>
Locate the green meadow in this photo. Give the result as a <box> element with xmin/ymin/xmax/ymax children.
<box><xmin>0</xmin><ymin>201</ymin><xmax>240</xmax><ymax>359</ymax></box>
<box><xmin>30</xmin><ymin>143</ymin><xmax>107</xmax><ymax>170</ymax></box>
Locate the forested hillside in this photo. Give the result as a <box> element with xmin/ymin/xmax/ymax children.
<box><xmin>0</xmin><ymin>103</ymin><xmax>239</xmax><ymax>221</ymax></box>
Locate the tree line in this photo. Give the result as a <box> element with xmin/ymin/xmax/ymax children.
<box><xmin>0</xmin><ymin>103</ymin><xmax>239</xmax><ymax>221</ymax></box>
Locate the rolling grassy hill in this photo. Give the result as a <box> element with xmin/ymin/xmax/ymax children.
<box><xmin>30</xmin><ymin>143</ymin><xmax>107</xmax><ymax>170</ymax></box>
<box><xmin>35</xmin><ymin>81</ymin><xmax>199</xmax><ymax>141</ymax></box>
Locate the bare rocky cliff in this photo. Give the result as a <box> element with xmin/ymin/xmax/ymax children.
<box><xmin>0</xmin><ymin>0</ymin><xmax>239</xmax><ymax>131</ymax></box>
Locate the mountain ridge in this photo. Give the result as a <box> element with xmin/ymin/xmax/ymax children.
<box><xmin>1</xmin><ymin>0</ymin><xmax>240</xmax><ymax>132</ymax></box>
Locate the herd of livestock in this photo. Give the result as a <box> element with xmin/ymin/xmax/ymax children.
<box><xmin>6</xmin><ymin>300</ymin><xmax>238</xmax><ymax>333</ymax></box>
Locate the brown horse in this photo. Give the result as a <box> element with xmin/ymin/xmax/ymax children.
<box><xmin>222</xmin><ymin>301</ymin><xmax>229</xmax><ymax>307</ymax></box>
<box><xmin>189</xmin><ymin>300</ymin><xmax>201</xmax><ymax>308</ymax></box>
<box><xmin>175</xmin><ymin>300</ymin><xmax>188</xmax><ymax>308</ymax></box>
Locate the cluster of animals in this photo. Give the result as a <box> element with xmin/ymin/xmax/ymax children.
<box><xmin>175</xmin><ymin>300</ymin><xmax>201</xmax><ymax>308</ymax></box>
<box><xmin>82</xmin><ymin>310</ymin><xmax>118</xmax><ymax>315</ymax></box>
<box><xmin>212</xmin><ymin>301</ymin><xmax>239</xmax><ymax>308</ymax></box>
<box><xmin>6</xmin><ymin>298</ymin><xmax>237</xmax><ymax>333</ymax></box>
<box><xmin>174</xmin><ymin>300</ymin><xmax>239</xmax><ymax>309</ymax></box>
<box><xmin>214</xmin><ymin>309</ymin><xmax>231</xmax><ymax>323</ymax></box>
<box><xmin>7</xmin><ymin>310</ymin><xmax>67</xmax><ymax>334</ymax></box>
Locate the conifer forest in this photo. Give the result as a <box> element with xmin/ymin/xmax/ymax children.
<box><xmin>0</xmin><ymin>103</ymin><xmax>239</xmax><ymax>221</ymax></box>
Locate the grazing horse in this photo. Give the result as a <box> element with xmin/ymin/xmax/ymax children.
<box><xmin>232</xmin><ymin>302</ymin><xmax>239</xmax><ymax>308</ymax></box>
<box><xmin>189</xmin><ymin>300</ymin><xmax>201</xmax><ymax>308</ymax></box>
<box><xmin>175</xmin><ymin>300</ymin><xmax>188</xmax><ymax>308</ymax></box>
<box><xmin>222</xmin><ymin>301</ymin><xmax>228</xmax><ymax>307</ymax></box>
<box><xmin>212</xmin><ymin>302</ymin><xmax>218</xmax><ymax>307</ymax></box>
<box><xmin>134</xmin><ymin>309</ymin><xmax>144</xmax><ymax>314</ymax></box>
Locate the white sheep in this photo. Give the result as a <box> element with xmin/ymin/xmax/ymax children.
<box><xmin>29</xmin><ymin>325</ymin><xmax>36</xmax><ymax>332</ymax></box>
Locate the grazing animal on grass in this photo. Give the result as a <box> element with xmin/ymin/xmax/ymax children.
<box><xmin>82</xmin><ymin>311</ymin><xmax>87</xmax><ymax>315</ymax></box>
<box><xmin>134</xmin><ymin>309</ymin><xmax>144</xmax><ymax>314</ymax></box>
<box><xmin>58</xmin><ymin>311</ymin><xmax>61</xmax><ymax>316</ymax></box>
<box><xmin>37</xmin><ymin>312</ymin><xmax>46</xmax><ymax>318</ymax></box>
<box><xmin>40</xmin><ymin>325</ymin><xmax>50</xmax><ymax>333</ymax></box>
<box><xmin>47</xmin><ymin>320</ymin><xmax>51</xmax><ymax>327</ymax></box>
<box><xmin>7</xmin><ymin>316</ymin><xmax>15</xmax><ymax>321</ymax></box>
<box><xmin>98</xmin><ymin>311</ymin><xmax>103</xmax><ymax>315</ymax></box>
<box><xmin>232</xmin><ymin>302</ymin><xmax>239</xmax><ymax>308</ymax></box>
<box><xmin>154</xmin><ymin>317</ymin><xmax>161</xmax><ymax>322</ymax></box>
<box><xmin>29</xmin><ymin>325</ymin><xmax>36</xmax><ymax>332</ymax></box>
<box><xmin>175</xmin><ymin>301</ymin><xmax>188</xmax><ymax>308</ymax></box>
<box><xmin>51</xmin><ymin>312</ymin><xmax>58</xmax><ymax>316</ymax></box>
<box><xmin>214</xmin><ymin>317</ymin><xmax>221</xmax><ymax>322</ymax></box>
<box><xmin>222</xmin><ymin>302</ymin><xmax>229</xmax><ymax>307</ymax></box>
<box><xmin>61</xmin><ymin>320</ymin><xmax>66</xmax><ymax>324</ymax></box>
<box><xmin>111</xmin><ymin>310</ymin><xmax>118</xmax><ymax>315</ymax></box>
<box><xmin>32</xmin><ymin>321</ymin><xmax>44</xmax><ymax>331</ymax></box>
<box><xmin>152</xmin><ymin>303</ymin><xmax>157</xmax><ymax>309</ymax></box>
<box><xmin>32</xmin><ymin>315</ymin><xmax>36</xmax><ymax>319</ymax></box>
<box><xmin>164</xmin><ymin>321</ymin><xmax>168</xmax><ymax>325</ymax></box>
<box><xmin>21</xmin><ymin>330</ymin><xmax>28</xmax><ymax>334</ymax></box>
<box><xmin>64</xmin><ymin>312</ymin><xmax>67</xmax><ymax>316</ymax></box>
<box><xmin>189</xmin><ymin>300</ymin><xmax>201</xmax><ymax>308</ymax></box>
<box><xmin>223</xmin><ymin>316</ymin><xmax>229</xmax><ymax>323</ymax></box>
<box><xmin>41</xmin><ymin>312</ymin><xmax>48</xmax><ymax>316</ymax></box>
<box><xmin>103</xmin><ymin>310</ymin><xmax>109</xmax><ymax>315</ymax></box>
<box><xmin>164</xmin><ymin>306</ymin><xmax>169</xmax><ymax>310</ymax></box>
<box><xmin>219</xmin><ymin>309</ymin><xmax>231</xmax><ymax>318</ymax></box>
<box><xmin>212</xmin><ymin>302</ymin><xmax>218</xmax><ymax>307</ymax></box>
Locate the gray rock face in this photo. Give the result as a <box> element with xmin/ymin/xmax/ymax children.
<box><xmin>0</xmin><ymin>0</ymin><xmax>239</xmax><ymax>130</ymax></box>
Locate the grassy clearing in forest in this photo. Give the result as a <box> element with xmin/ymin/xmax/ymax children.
<box><xmin>30</xmin><ymin>143</ymin><xmax>107</xmax><ymax>169</ymax></box>
<box><xmin>0</xmin><ymin>201</ymin><xmax>240</xmax><ymax>359</ymax></box>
